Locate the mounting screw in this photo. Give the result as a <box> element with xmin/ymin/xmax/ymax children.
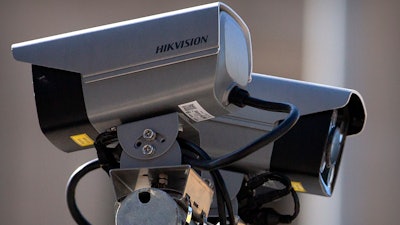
<box><xmin>143</xmin><ymin>128</ymin><xmax>156</xmax><ymax>140</ymax></box>
<box><xmin>142</xmin><ymin>144</ymin><xmax>155</xmax><ymax>155</ymax></box>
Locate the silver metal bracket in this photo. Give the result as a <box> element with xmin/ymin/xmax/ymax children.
<box><xmin>110</xmin><ymin>165</ymin><xmax>214</xmax><ymax>220</ymax></box>
<box><xmin>117</xmin><ymin>112</ymin><xmax>198</xmax><ymax>168</ymax></box>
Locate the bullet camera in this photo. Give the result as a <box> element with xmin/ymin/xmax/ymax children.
<box><xmin>12</xmin><ymin>2</ymin><xmax>366</xmax><ymax>224</ymax></box>
<box><xmin>196</xmin><ymin>73</ymin><xmax>365</xmax><ymax>196</ymax></box>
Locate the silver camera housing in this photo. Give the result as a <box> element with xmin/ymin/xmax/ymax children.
<box><xmin>12</xmin><ymin>3</ymin><xmax>252</xmax><ymax>152</ymax></box>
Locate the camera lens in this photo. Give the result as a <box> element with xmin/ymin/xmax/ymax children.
<box><xmin>326</xmin><ymin>126</ymin><xmax>344</xmax><ymax>168</ymax></box>
<box><xmin>320</xmin><ymin>109</ymin><xmax>347</xmax><ymax>195</ymax></box>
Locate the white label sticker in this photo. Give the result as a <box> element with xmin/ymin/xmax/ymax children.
<box><xmin>178</xmin><ymin>101</ymin><xmax>214</xmax><ymax>122</ymax></box>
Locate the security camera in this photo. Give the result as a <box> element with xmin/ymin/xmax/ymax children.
<box><xmin>12</xmin><ymin>2</ymin><xmax>252</xmax><ymax>153</ymax></box>
<box><xmin>196</xmin><ymin>73</ymin><xmax>365</xmax><ymax>196</ymax></box>
<box><xmin>12</xmin><ymin>2</ymin><xmax>366</xmax><ymax>225</ymax></box>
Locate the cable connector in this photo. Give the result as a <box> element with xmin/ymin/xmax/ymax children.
<box><xmin>228</xmin><ymin>86</ymin><xmax>250</xmax><ymax>108</ymax></box>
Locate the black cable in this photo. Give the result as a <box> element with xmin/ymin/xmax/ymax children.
<box><xmin>214</xmin><ymin>185</ymin><xmax>227</xmax><ymax>225</ymax></box>
<box><xmin>179</xmin><ymin>139</ymin><xmax>233</xmax><ymax>225</ymax></box>
<box><xmin>180</xmin><ymin>138</ymin><xmax>300</xmax><ymax>224</ymax></box>
<box><xmin>66</xmin><ymin>158</ymin><xmax>101</xmax><ymax>225</ymax></box>
<box><xmin>238</xmin><ymin>172</ymin><xmax>300</xmax><ymax>224</ymax></box>
<box><xmin>180</xmin><ymin>142</ymin><xmax>228</xmax><ymax>224</ymax></box>
<box><xmin>256</xmin><ymin>173</ymin><xmax>300</xmax><ymax>223</ymax></box>
<box><xmin>283</xmin><ymin>187</ymin><xmax>300</xmax><ymax>223</ymax></box>
<box><xmin>213</xmin><ymin>172</ymin><xmax>236</xmax><ymax>225</ymax></box>
<box><xmin>94</xmin><ymin>130</ymin><xmax>120</xmax><ymax>173</ymax></box>
<box><xmin>188</xmin><ymin>86</ymin><xmax>300</xmax><ymax>171</ymax></box>
<box><xmin>178</xmin><ymin>138</ymin><xmax>235</xmax><ymax>225</ymax></box>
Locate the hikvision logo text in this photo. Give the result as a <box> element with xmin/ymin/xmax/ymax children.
<box><xmin>155</xmin><ymin>35</ymin><xmax>208</xmax><ymax>54</ymax></box>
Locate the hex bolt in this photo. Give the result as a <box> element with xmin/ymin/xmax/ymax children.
<box><xmin>142</xmin><ymin>144</ymin><xmax>156</xmax><ymax>155</ymax></box>
<box><xmin>143</xmin><ymin>128</ymin><xmax>156</xmax><ymax>140</ymax></box>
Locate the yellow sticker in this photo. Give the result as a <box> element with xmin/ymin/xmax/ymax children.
<box><xmin>291</xmin><ymin>181</ymin><xmax>307</xmax><ymax>193</ymax></box>
<box><xmin>70</xmin><ymin>133</ymin><xmax>94</xmax><ymax>147</ymax></box>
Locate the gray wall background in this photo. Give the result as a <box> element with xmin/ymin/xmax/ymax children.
<box><xmin>1</xmin><ymin>0</ymin><xmax>399</xmax><ymax>224</ymax></box>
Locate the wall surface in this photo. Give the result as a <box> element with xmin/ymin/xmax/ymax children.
<box><xmin>342</xmin><ymin>0</ymin><xmax>400</xmax><ymax>224</ymax></box>
<box><xmin>0</xmin><ymin>0</ymin><xmax>398</xmax><ymax>225</ymax></box>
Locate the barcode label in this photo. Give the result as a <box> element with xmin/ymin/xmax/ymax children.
<box><xmin>178</xmin><ymin>101</ymin><xmax>214</xmax><ymax>122</ymax></box>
